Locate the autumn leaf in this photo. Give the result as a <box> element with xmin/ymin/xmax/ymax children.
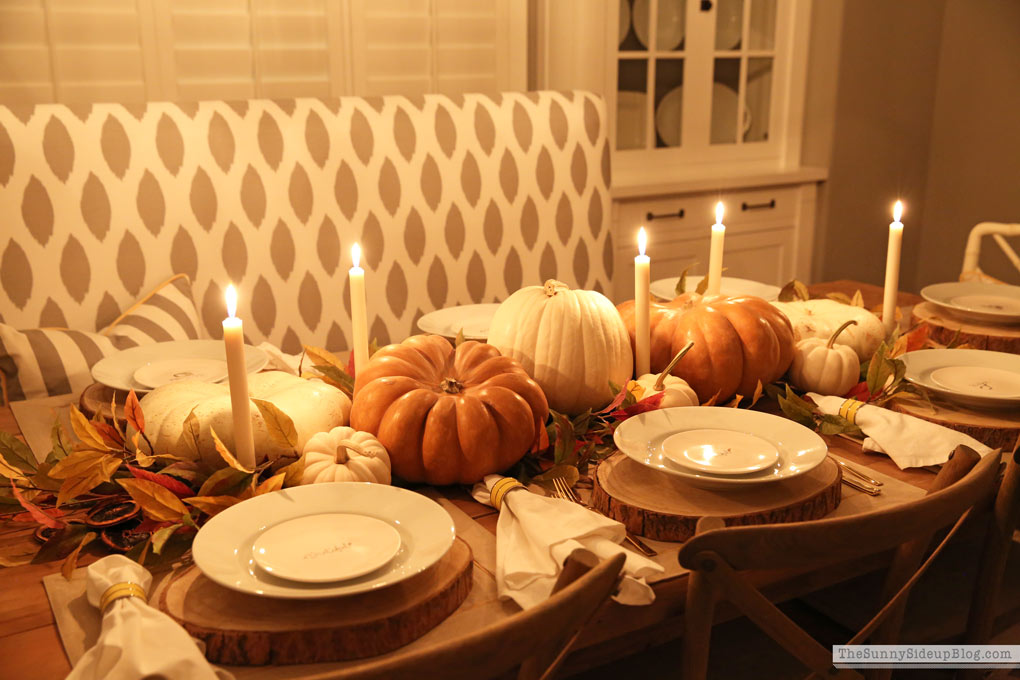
<box><xmin>160</xmin><ymin>461</ymin><xmax>204</xmax><ymax>485</ymax></box>
<box><xmin>0</xmin><ymin>458</ymin><xmax>26</xmax><ymax>481</ymax></box>
<box><xmin>60</xmin><ymin>531</ymin><xmax>96</xmax><ymax>580</ymax></box>
<box><xmin>127</xmin><ymin>465</ymin><xmax>192</xmax><ymax>497</ymax></box>
<box><xmin>303</xmin><ymin>345</ymin><xmax>349</xmax><ymax>375</ymax></box>
<box><xmin>850</xmin><ymin>289</ymin><xmax>865</xmax><ymax>307</ymax></box>
<box><xmin>110</xmin><ymin>393</ymin><xmax>126</xmax><ymax>441</ymax></box>
<box><xmin>11</xmin><ymin>481</ymin><xmax>65</xmax><ymax>529</ymax></box>
<box><xmin>255</xmin><ymin>472</ymin><xmax>285</xmax><ymax>495</ymax></box>
<box><xmin>151</xmin><ymin>523</ymin><xmax>182</xmax><ymax>554</ymax></box>
<box><xmin>0</xmin><ymin>430</ymin><xmax>38</xmax><ymax>474</ymax></box>
<box><xmin>175</xmin><ymin>408</ymin><xmax>201</xmax><ymax>460</ymax></box>
<box><xmin>209</xmin><ymin>427</ymin><xmax>254</xmax><ymax>473</ymax></box>
<box><xmin>727</xmin><ymin>394</ymin><xmax>744</xmax><ymax>408</ymax></box>
<box><xmin>308</xmin><ymin>363</ymin><xmax>354</xmax><ymax>396</ymax></box>
<box><xmin>184</xmin><ymin>495</ymin><xmax>242</xmax><ymax>516</ymax></box>
<box><xmin>826</xmin><ymin>292</ymin><xmax>852</xmax><ymax>305</ymax></box>
<box><xmin>48</xmin><ymin>421</ymin><xmax>71</xmax><ymax>463</ymax></box>
<box><xmin>198</xmin><ymin>466</ymin><xmax>251</xmax><ymax>497</ymax></box>
<box><xmin>30</xmin><ymin>463</ymin><xmax>63</xmax><ymax>492</ymax></box>
<box><xmin>749</xmin><ymin>380</ymin><xmax>765</xmax><ymax>408</ymax></box>
<box><xmin>701</xmin><ymin>390</ymin><xmax>723</xmax><ymax>407</ymax></box>
<box><xmin>55</xmin><ymin>455</ymin><xmax>121</xmax><ymax>507</ymax></box>
<box><xmin>674</xmin><ymin>264</ymin><xmax>693</xmax><ymax>296</ymax></box>
<box><xmin>69</xmin><ymin>405</ymin><xmax>112</xmax><ymax>451</ymax></box>
<box><xmin>778</xmin><ymin>279</ymin><xmax>810</xmax><ymax>302</ymax></box>
<box><xmin>251</xmin><ymin>399</ymin><xmax>298</xmax><ymax>450</ymax></box>
<box><xmin>92</xmin><ymin>421</ymin><xmax>124</xmax><ymax>449</ymax></box>
<box><xmin>125</xmin><ymin>390</ymin><xmax>145</xmax><ymax>433</ymax></box>
<box><xmin>278</xmin><ymin>456</ymin><xmax>306</xmax><ymax>487</ymax></box>
<box><xmin>532</xmin><ymin>464</ymin><xmax>580</xmax><ymax>492</ymax></box>
<box><xmin>49</xmin><ymin>449</ymin><xmax>117</xmax><ymax>479</ymax></box>
<box><xmin>118</xmin><ymin>478</ymin><xmax>189</xmax><ymax>522</ymax></box>
<box><xmin>454</xmin><ymin>328</ymin><xmax>465</xmax><ymax>346</ymax></box>
<box><xmin>31</xmin><ymin>524</ymin><xmax>90</xmax><ymax>564</ymax></box>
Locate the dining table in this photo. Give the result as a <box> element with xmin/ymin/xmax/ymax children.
<box><xmin>0</xmin><ymin>280</ymin><xmax>967</xmax><ymax>679</ymax></box>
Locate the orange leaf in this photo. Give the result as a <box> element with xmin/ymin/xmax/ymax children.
<box><xmin>184</xmin><ymin>495</ymin><xmax>242</xmax><ymax>517</ymax></box>
<box><xmin>11</xmin><ymin>481</ymin><xmax>65</xmax><ymax>529</ymax></box>
<box><xmin>125</xmin><ymin>390</ymin><xmax>144</xmax><ymax>433</ymax></box>
<box><xmin>255</xmin><ymin>472</ymin><xmax>285</xmax><ymax>495</ymax></box>
<box><xmin>60</xmin><ymin>531</ymin><xmax>96</xmax><ymax>580</ymax></box>
<box><xmin>92</xmin><ymin>421</ymin><xmax>124</xmax><ymax>448</ymax></box>
<box><xmin>118</xmin><ymin>478</ymin><xmax>189</xmax><ymax>522</ymax></box>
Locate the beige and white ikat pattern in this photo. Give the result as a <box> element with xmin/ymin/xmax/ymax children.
<box><xmin>0</xmin><ymin>91</ymin><xmax>613</xmax><ymax>354</ymax></box>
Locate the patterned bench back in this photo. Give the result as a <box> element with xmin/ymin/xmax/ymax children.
<box><xmin>0</xmin><ymin>91</ymin><xmax>612</xmax><ymax>353</ymax></box>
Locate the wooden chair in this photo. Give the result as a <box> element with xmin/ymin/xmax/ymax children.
<box><xmin>960</xmin><ymin>221</ymin><xmax>1020</xmax><ymax>282</ymax></box>
<box><xmin>678</xmin><ymin>446</ymin><xmax>1001</xmax><ymax>680</ymax></box>
<box><xmin>305</xmin><ymin>549</ymin><xmax>626</xmax><ymax>680</ymax></box>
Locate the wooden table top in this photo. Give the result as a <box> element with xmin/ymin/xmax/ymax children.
<box><xmin>0</xmin><ymin>280</ymin><xmax>935</xmax><ymax>678</ymax></box>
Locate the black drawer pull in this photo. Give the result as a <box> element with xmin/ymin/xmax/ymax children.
<box><xmin>646</xmin><ymin>208</ymin><xmax>685</xmax><ymax>221</ymax></box>
<box><xmin>741</xmin><ymin>199</ymin><xmax>776</xmax><ymax>211</ymax></box>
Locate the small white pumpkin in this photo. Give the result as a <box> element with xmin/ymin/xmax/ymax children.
<box><xmin>487</xmin><ymin>279</ymin><xmax>633</xmax><ymax>415</ymax></box>
<box><xmin>788</xmin><ymin>320</ymin><xmax>861</xmax><ymax>396</ymax></box>
<box><xmin>301</xmin><ymin>426</ymin><xmax>391</xmax><ymax>484</ymax></box>
<box><xmin>772</xmin><ymin>299</ymin><xmax>885</xmax><ymax>361</ymax></box>
<box><xmin>629</xmin><ymin>342</ymin><xmax>699</xmax><ymax>407</ymax></box>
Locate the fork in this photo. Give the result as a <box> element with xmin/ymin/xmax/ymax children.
<box><xmin>550</xmin><ymin>477</ymin><xmax>658</xmax><ymax>557</ymax></box>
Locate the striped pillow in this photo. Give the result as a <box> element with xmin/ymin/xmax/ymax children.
<box><xmin>0</xmin><ymin>274</ymin><xmax>204</xmax><ymax>403</ymax></box>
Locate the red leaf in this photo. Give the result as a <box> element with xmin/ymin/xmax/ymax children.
<box><xmin>610</xmin><ymin>391</ymin><xmax>665</xmax><ymax>420</ymax></box>
<box><xmin>10</xmin><ymin>481</ymin><xmax>66</xmax><ymax>529</ymax></box>
<box><xmin>125</xmin><ymin>390</ymin><xmax>145</xmax><ymax>433</ymax></box>
<box><xmin>12</xmin><ymin>507</ymin><xmax>64</xmax><ymax>523</ymax></box>
<box><xmin>127</xmin><ymin>465</ymin><xmax>193</xmax><ymax>497</ymax></box>
<box><xmin>595</xmin><ymin>384</ymin><xmax>630</xmax><ymax>415</ymax></box>
<box><xmin>347</xmin><ymin>351</ymin><xmax>356</xmax><ymax>380</ymax></box>
<box><xmin>92</xmin><ymin>421</ymin><xmax>124</xmax><ymax>448</ymax></box>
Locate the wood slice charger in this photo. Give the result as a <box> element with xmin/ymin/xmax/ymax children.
<box><xmin>912</xmin><ymin>301</ymin><xmax>1020</xmax><ymax>355</ymax></box>
<box><xmin>889</xmin><ymin>396</ymin><xmax>1020</xmax><ymax>452</ymax></box>
<box><xmin>79</xmin><ymin>382</ymin><xmax>129</xmax><ymax>424</ymax></box>
<box><xmin>591</xmin><ymin>455</ymin><xmax>841</xmax><ymax>542</ymax></box>
<box><xmin>154</xmin><ymin>538</ymin><xmax>473</xmax><ymax>666</ymax></box>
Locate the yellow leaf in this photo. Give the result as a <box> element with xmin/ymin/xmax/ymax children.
<box><xmin>61</xmin><ymin>531</ymin><xmax>96</xmax><ymax>580</ymax></box>
<box><xmin>454</xmin><ymin>328</ymin><xmax>465</xmax><ymax>346</ymax></box>
<box><xmin>278</xmin><ymin>456</ymin><xmax>306</xmax><ymax>487</ymax></box>
<box><xmin>701</xmin><ymin>390</ymin><xmax>722</xmax><ymax>407</ymax></box>
<box><xmin>175</xmin><ymin>408</ymin><xmax>201</xmax><ymax>460</ymax></box>
<box><xmin>184</xmin><ymin>495</ymin><xmax>242</xmax><ymax>516</ymax></box>
<box><xmin>151</xmin><ymin>523</ymin><xmax>182</xmax><ymax>554</ymax></box>
<box><xmin>251</xmin><ymin>399</ymin><xmax>298</xmax><ymax>450</ymax></box>
<box><xmin>0</xmin><ymin>458</ymin><xmax>26</xmax><ymax>481</ymax></box>
<box><xmin>69</xmin><ymin>405</ymin><xmax>111</xmax><ymax>451</ymax></box>
<box><xmin>850</xmin><ymin>289</ymin><xmax>865</xmax><ymax>308</ymax></box>
<box><xmin>302</xmin><ymin>345</ymin><xmax>348</xmax><ymax>374</ymax></box>
<box><xmin>209</xmin><ymin>427</ymin><xmax>254</xmax><ymax>473</ymax></box>
<box><xmin>749</xmin><ymin>380</ymin><xmax>765</xmax><ymax>408</ymax></box>
<box><xmin>727</xmin><ymin>394</ymin><xmax>744</xmax><ymax>408</ymax></box>
<box><xmin>198</xmin><ymin>466</ymin><xmax>250</xmax><ymax>497</ymax></box>
<box><xmin>118</xmin><ymin>478</ymin><xmax>189</xmax><ymax>522</ymax></box>
<box><xmin>255</xmin><ymin>472</ymin><xmax>285</xmax><ymax>495</ymax></box>
<box><xmin>31</xmin><ymin>463</ymin><xmax>64</xmax><ymax>492</ymax></box>
<box><xmin>50</xmin><ymin>450</ymin><xmax>118</xmax><ymax>480</ymax></box>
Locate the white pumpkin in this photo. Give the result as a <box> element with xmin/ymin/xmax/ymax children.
<box><xmin>772</xmin><ymin>299</ymin><xmax>886</xmax><ymax>361</ymax></box>
<box><xmin>628</xmin><ymin>341</ymin><xmax>699</xmax><ymax>407</ymax></box>
<box><xmin>487</xmin><ymin>279</ymin><xmax>634</xmax><ymax>415</ymax></box>
<box><xmin>788</xmin><ymin>320</ymin><xmax>861</xmax><ymax>396</ymax></box>
<box><xmin>301</xmin><ymin>426</ymin><xmax>391</xmax><ymax>484</ymax></box>
<box><xmin>140</xmin><ymin>371</ymin><xmax>351</xmax><ymax>467</ymax></box>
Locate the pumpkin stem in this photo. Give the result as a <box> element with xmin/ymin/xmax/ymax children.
<box><xmin>827</xmin><ymin>319</ymin><xmax>858</xmax><ymax>349</ymax></box>
<box><xmin>543</xmin><ymin>279</ymin><xmax>569</xmax><ymax>297</ymax></box>
<box><xmin>654</xmin><ymin>341</ymin><xmax>694</xmax><ymax>391</ymax></box>
<box><xmin>439</xmin><ymin>377</ymin><xmax>464</xmax><ymax>394</ymax></box>
<box><xmin>334</xmin><ymin>439</ymin><xmax>364</xmax><ymax>464</ymax></box>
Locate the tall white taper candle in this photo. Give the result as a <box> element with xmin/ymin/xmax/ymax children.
<box><xmin>707</xmin><ymin>202</ymin><xmax>726</xmax><ymax>296</ymax></box>
<box><xmin>635</xmin><ymin>226</ymin><xmax>650</xmax><ymax>376</ymax></box>
<box><xmin>222</xmin><ymin>285</ymin><xmax>256</xmax><ymax>470</ymax></box>
<box><xmin>881</xmin><ymin>201</ymin><xmax>904</xmax><ymax>334</ymax></box>
<box><xmin>349</xmin><ymin>243</ymin><xmax>369</xmax><ymax>374</ymax></box>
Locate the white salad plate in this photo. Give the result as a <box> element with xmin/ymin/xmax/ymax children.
<box><xmin>920</xmin><ymin>281</ymin><xmax>1020</xmax><ymax>324</ymax></box>
<box><xmin>92</xmin><ymin>339</ymin><xmax>268</xmax><ymax>393</ymax></box>
<box><xmin>618</xmin><ymin>0</ymin><xmax>630</xmax><ymax>45</ymax></box>
<box><xmin>649</xmin><ymin>275</ymin><xmax>781</xmax><ymax>301</ymax></box>
<box><xmin>656</xmin><ymin>83</ymin><xmax>749</xmax><ymax>148</ymax></box>
<box><xmin>192</xmin><ymin>482</ymin><xmax>456</xmax><ymax>599</ymax></box>
<box><xmin>662</xmin><ymin>428</ymin><xmax>780</xmax><ymax>474</ymax></box>
<box><xmin>901</xmin><ymin>348</ymin><xmax>1020</xmax><ymax>410</ymax></box>
<box><xmin>251</xmin><ymin>513</ymin><xmax>402</xmax><ymax>583</ymax></box>
<box><xmin>132</xmin><ymin>358</ymin><xmax>228</xmax><ymax>389</ymax></box>
<box><xmin>613</xmin><ymin>407</ymin><xmax>827</xmax><ymax>489</ymax></box>
<box><xmin>416</xmin><ymin>303</ymin><xmax>501</xmax><ymax>340</ymax></box>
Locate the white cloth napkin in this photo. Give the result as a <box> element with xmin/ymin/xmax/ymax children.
<box><xmin>256</xmin><ymin>341</ymin><xmax>302</xmax><ymax>374</ymax></box>
<box><xmin>808</xmin><ymin>393</ymin><xmax>993</xmax><ymax>468</ymax></box>
<box><xmin>66</xmin><ymin>555</ymin><xmax>233</xmax><ymax>680</ymax></box>
<box><xmin>470</xmin><ymin>475</ymin><xmax>663</xmax><ymax>610</ymax></box>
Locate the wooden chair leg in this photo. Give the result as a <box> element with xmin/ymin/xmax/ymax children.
<box><xmin>682</xmin><ymin>568</ymin><xmax>717</xmax><ymax>680</ymax></box>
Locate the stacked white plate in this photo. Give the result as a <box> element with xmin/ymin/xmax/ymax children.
<box><xmin>416</xmin><ymin>303</ymin><xmax>500</xmax><ymax>340</ymax></box>
<box><xmin>192</xmin><ymin>483</ymin><xmax>456</xmax><ymax>599</ymax></box>
<box><xmin>613</xmin><ymin>407</ymin><xmax>827</xmax><ymax>490</ymax></box>
<box><xmin>920</xmin><ymin>281</ymin><xmax>1020</xmax><ymax>325</ymax></box>
<box><xmin>901</xmin><ymin>348</ymin><xmax>1020</xmax><ymax>410</ymax></box>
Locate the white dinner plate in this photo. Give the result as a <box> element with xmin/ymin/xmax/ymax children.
<box><xmin>133</xmin><ymin>358</ymin><xmax>228</xmax><ymax>389</ymax></box>
<box><xmin>618</xmin><ymin>0</ymin><xmax>630</xmax><ymax>45</ymax></box>
<box><xmin>416</xmin><ymin>303</ymin><xmax>501</xmax><ymax>340</ymax></box>
<box><xmin>716</xmin><ymin>0</ymin><xmax>743</xmax><ymax>49</ymax></box>
<box><xmin>92</xmin><ymin>339</ymin><xmax>268</xmax><ymax>393</ymax></box>
<box><xmin>193</xmin><ymin>482</ymin><xmax>456</xmax><ymax>599</ymax></box>
<box><xmin>251</xmin><ymin>513</ymin><xmax>402</xmax><ymax>583</ymax></box>
<box><xmin>662</xmin><ymin>428</ymin><xmax>780</xmax><ymax>474</ymax></box>
<box><xmin>613</xmin><ymin>407</ymin><xmax>827</xmax><ymax>489</ymax></box>
<box><xmin>920</xmin><ymin>281</ymin><xmax>1020</xmax><ymax>324</ymax></box>
<box><xmin>649</xmin><ymin>275</ymin><xmax>781</xmax><ymax>301</ymax></box>
<box><xmin>901</xmin><ymin>348</ymin><xmax>1020</xmax><ymax>410</ymax></box>
<box><xmin>633</xmin><ymin>0</ymin><xmax>685</xmax><ymax>51</ymax></box>
<box><xmin>656</xmin><ymin>83</ymin><xmax>749</xmax><ymax>148</ymax></box>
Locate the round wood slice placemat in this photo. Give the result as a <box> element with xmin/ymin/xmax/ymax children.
<box><xmin>154</xmin><ymin>538</ymin><xmax>473</xmax><ymax>666</ymax></box>
<box><xmin>591</xmin><ymin>455</ymin><xmax>842</xmax><ymax>542</ymax></box>
<box><xmin>889</xmin><ymin>397</ymin><xmax>1020</xmax><ymax>452</ymax></box>
<box><xmin>912</xmin><ymin>301</ymin><xmax>1020</xmax><ymax>354</ymax></box>
<box><xmin>78</xmin><ymin>382</ymin><xmax>129</xmax><ymax>423</ymax></box>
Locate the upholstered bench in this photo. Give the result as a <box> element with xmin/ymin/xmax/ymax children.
<box><xmin>0</xmin><ymin>91</ymin><xmax>612</xmax><ymax>402</ymax></box>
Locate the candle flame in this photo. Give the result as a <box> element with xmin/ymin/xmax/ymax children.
<box><xmin>715</xmin><ymin>201</ymin><xmax>725</xmax><ymax>225</ymax></box>
<box><xmin>637</xmin><ymin>226</ymin><xmax>647</xmax><ymax>256</ymax></box>
<box><xmin>351</xmin><ymin>242</ymin><xmax>361</xmax><ymax>269</ymax></box>
<box><xmin>225</xmin><ymin>284</ymin><xmax>237</xmax><ymax>319</ymax></box>
<box><xmin>893</xmin><ymin>200</ymin><xmax>903</xmax><ymax>223</ymax></box>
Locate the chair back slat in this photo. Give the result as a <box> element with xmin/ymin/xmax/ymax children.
<box><xmin>678</xmin><ymin>448</ymin><xmax>999</xmax><ymax>572</ymax></box>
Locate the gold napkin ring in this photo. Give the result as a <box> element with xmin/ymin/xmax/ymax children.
<box><xmin>838</xmin><ymin>398</ymin><xmax>865</xmax><ymax>424</ymax></box>
<box><xmin>489</xmin><ymin>477</ymin><xmax>523</xmax><ymax>511</ymax></box>
<box><xmin>100</xmin><ymin>582</ymin><xmax>148</xmax><ymax>613</ymax></box>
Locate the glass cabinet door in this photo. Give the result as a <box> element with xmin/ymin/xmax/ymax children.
<box><xmin>711</xmin><ymin>0</ymin><xmax>776</xmax><ymax>145</ymax></box>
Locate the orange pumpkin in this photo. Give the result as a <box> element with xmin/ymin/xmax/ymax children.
<box><xmin>618</xmin><ymin>294</ymin><xmax>795</xmax><ymax>404</ymax></box>
<box><xmin>350</xmin><ymin>335</ymin><xmax>549</xmax><ymax>485</ymax></box>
